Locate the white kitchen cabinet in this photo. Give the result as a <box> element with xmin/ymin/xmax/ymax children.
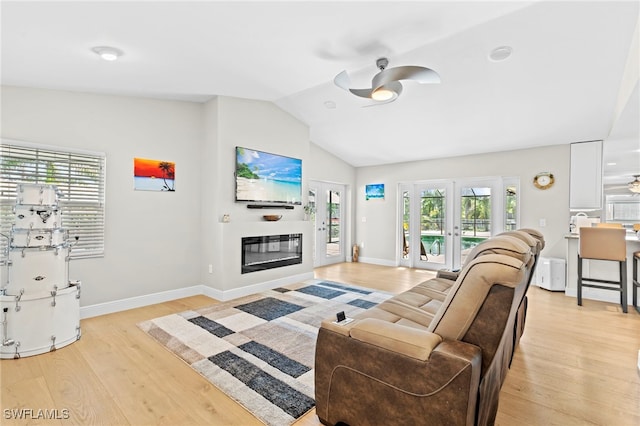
<box><xmin>570</xmin><ymin>140</ymin><xmax>603</xmax><ymax>210</ymax></box>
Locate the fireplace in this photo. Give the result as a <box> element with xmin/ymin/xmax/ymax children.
<box><xmin>241</xmin><ymin>233</ymin><xmax>303</xmax><ymax>274</ymax></box>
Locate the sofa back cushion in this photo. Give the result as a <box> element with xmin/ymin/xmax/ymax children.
<box><xmin>516</xmin><ymin>228</ymin><xmax>546</xmax><ymax>251</ymax></box>
<box><xmin>428</xmin><ymin>254</ymin><xmax>526</xmax><ymax>374</ymax></box>
<box><xmin>498</xmin><ymin>230</ymin><xmax>540</xmax><ymax>256</ymax></box>
<box><xmin>463</xmin><ymin>235</ymin><xmax>533</xmax><ymax>270</ymax></box>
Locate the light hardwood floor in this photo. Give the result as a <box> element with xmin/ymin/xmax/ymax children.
<box><xmin>1</xmin><ymin>262</ymin><xmax>639</xmax><ymax>425</ymax></box>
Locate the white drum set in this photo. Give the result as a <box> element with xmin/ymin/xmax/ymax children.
<box><xmin>1</xmin><ymin>184</ymin><xmax>81</xmax><ymax>359</ymax></box>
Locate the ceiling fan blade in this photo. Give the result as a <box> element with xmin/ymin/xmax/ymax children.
<box><xmin>333</xmin><ymin>70</ymin><xmax>351</xmax><ymax>91</ymax></box>
<box><xmin>372</xmin><ymin>65</ymin><xmax>440</xmax><ymax>90</ymax></box>
<box><xmin>335</xmin><ymin>70</ymin><xmax>375</xmax><ymax>98</ymax></box>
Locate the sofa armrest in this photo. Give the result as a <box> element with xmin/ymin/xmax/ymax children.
<box><xmin>349</xmin><ymin>318</ymin><xmax>443</xmax><ymax>361</ymax></box>
<box><xmin>315</xmin><ymin>327</ymin><xmax>482</xmax><ymax>426</ymax></box>
<box><xmin>320</xmin><ymin>317</ymin><xmax>359</xmax><ymax>337</ymax></box>
<box><xmin>436</xmin><ymin>270</ymin><xmax>459</xmax><ymax>281</ymax></box>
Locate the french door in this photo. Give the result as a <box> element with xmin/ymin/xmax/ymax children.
<box><xmin>400</xmin><ymin>178</ymin><xmax>517</xmax><ymax>271</ymax></box>
<box><xmin>309</xmin><ymin>181</ymin><xmax>346</xmax><ymax>267</ymax></box>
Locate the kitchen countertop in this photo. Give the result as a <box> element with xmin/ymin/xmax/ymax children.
<box><xmin>565</xmin><ymin>232</ymin><xmax>640</xmax><ymax>242</ymax></box>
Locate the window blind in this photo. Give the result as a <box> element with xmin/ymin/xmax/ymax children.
<box><xmin>0</xmin><ymin>141</ymin><xmax>106</xmax><ymax>259</ymax></box>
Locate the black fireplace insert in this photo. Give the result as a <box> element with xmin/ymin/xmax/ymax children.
<box><xmin>241</xmin><ymin>233</ymin><xmax>302</xmax><ymax>274</ymax></box>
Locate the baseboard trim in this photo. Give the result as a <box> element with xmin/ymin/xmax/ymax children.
<box><xmin>564</xmin><ymin>287</ymin><xmax>631</xmax><ymax>305</ymax></box>
<box><xmin>357</xmin><ymin>257</ymin><xmax>398</xmax><ymax>267</ymax></box>
<box><xmin>204</xmin><ymin>272</ymin><xmax>315</xmax><ymax>302</ymax></box>
<box><xmin>80</xmin><ymin>285</ymin><xmax>206</xmax><ymax>319</ymax></box>
<box><xmin>80</xmin><ymin>272</ymin><xmax>315</xmax><ymax>319</ymax></box>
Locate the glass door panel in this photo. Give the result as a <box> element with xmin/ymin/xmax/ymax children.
<box><xmin>401</xmin><ymin>189</ymin><xmax>410</xmax><ymax>261</ymax></box>
<box><xmin>308</xmin><ymin>188</ymin><xmax>317</xmax><ymax>262</ymax></box>
<box><xmin>310</xmin><ymin>181</ymin><xmax>346</xmax><ymax>267</ymax></box>
<box><xmin>419</xmin><ymin>187</ymin><xmax>447</xmax><ymax>267</ymax></box>
<box><xmin>325</xmin><ymin>189</ymin><xmax>342</xmax><ymax>260</ymax></box>
<box><xmin>504</xmin><ymin>184</ymin><xmax>518</xmax><ymax>232</ymax></box>
<box><xmin>457</xmin><ymin>184</ymin><xmax>493</xmax><ymax>268</ymax></box>
<box><xmin>414</xmin><ymin>182</ymin><xmax>452</xmax><ymax>270</ymax></box>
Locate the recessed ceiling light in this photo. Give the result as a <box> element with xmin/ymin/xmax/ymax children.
<box><xmin>324</xmin><ymin>100</ymin><xmax>336</xmax><ymax>109</ymax></box>
<box><xmin>489</xmin><ymin>46</ymin><xmax>512</xmax><ymax>62</ymax></box>
<box><xmin>607</xmin><ymin>162</ymin><xmax>617</xmax><ymax>166</ymax></box>
<box><xmin>92</xmin><ymin>46</ymin><xmax>123</xmax><ymax>61</ymax></box>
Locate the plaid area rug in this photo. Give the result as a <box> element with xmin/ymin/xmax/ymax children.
<box><xmin>138</xmin><ymin>280</ymin><xmax>391</xmax><ymax>426</ymax></box>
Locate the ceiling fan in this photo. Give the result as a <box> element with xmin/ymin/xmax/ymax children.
<box><xmin>628</xmin><ymin>175</ymin><xmax>640</xmax><ymax>193</ymax></box>
<box><xmin>333</xmin><ymin>57</ymin><xmax>440</xmax><ymax>104</ymax></box>
<box><xmin>606</xmin><ymin>175</ymin><xmax>640</xmax><ymax>195</ymax></box>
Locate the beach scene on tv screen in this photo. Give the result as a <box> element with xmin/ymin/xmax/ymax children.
<box><xmin>236</xmin><ymin>147</ymin><xmax>302</xmax><ymax>204</ymax></box>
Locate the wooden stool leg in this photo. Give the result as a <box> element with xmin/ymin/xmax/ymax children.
<box><xmin>577</xmin><ymin>255</ymin><xmax>583</xmax><ymax>306</ymax></box>
<box><xmin>634</xmin><ymin>255</ymin><xmax>639</xmax><ymax>314</ymax></box>
<box><xmin>620</xmin><ymin>259</ymin><xmax>627</xmax><ymax>314</ymax></box>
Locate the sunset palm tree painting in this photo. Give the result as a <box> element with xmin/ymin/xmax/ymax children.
<box><xmin>134</xmin><ymin>158</ymin><xmax>175</xmax><ymax>191</ymax></box>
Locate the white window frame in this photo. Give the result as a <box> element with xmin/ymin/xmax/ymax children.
<box><xmin>1</xmin><ymin>139</ymin><xmax>106</xmax><ymax>259</ymax></box>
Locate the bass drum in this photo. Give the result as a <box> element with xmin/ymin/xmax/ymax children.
<box><xmin>1</xmin><ymin>247</ymin><xmax>69</xmax><ymax>296</ymax></box>
<box><xmin>10</xmin><ymin>228</ymin><xmax>68</xmax><ymax>248</ymax></box>
<box><xmin>0</xmin><ymin>284</ymin><xmax>81</xmax><ymax>359</ymax></box>
<box><xmin>13</xmin><ymin>206</ymin><xmax>62</xmax><ymax>230</ymax></box>
<box><xmin>16</xmin><ymin>183</ymin><xmax>61</xmax><ymax>206</ymax></box>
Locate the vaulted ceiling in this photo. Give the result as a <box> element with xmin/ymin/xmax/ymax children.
<box><xmin>2</xmin><ymin>1</ymin><xmax>638</xmax><ymax>183</ymax></box>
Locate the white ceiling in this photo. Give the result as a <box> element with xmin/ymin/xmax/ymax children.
<box><xmin>2</xmin><ymin>1</ymin><xmax>639</xmax><ymax>180</ymax></box>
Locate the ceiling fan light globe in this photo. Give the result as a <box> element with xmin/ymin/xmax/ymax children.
<box><xmin>372</xmin><ymin>88</ymin><xmax>395</xmax><ymax>101</ymax></box>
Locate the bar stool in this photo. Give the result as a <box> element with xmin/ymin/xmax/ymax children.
<box><xmin>633</xmin><ymin>251</ymin><xmax>640</xmax><ymax>314</ymax></box>
<box><xmin>577</xmin><ymin>227</ymin><xmax>627</xmax><ymax>313</ymax></box>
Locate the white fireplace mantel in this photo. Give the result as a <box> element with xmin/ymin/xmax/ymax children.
<box><xmin>212</xmin><ymin>220</ymin><xmax>315</xmax><ymax>298</ymax></box>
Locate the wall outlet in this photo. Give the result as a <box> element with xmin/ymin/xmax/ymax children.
<box><xmin>361</xmin><ymin>216</ymin><xmax>367</xmax><ymax>222</ymax></box>
<box><xmin>360</xmin><ymin>242</ymin><xmax>365</xmax><ymax>248</ymax></box>
<box><xmin>539</xmin><ymin>218</ymin><xmax>546</xmax><ymax>227</ymax></box>
<box><xmin>208</xmin><ymin>264</ymin><xmax>213</xmax><ymax>274</ymax></box>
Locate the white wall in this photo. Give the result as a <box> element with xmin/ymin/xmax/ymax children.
<box><xmin>202</xmin><ymin>96</ymin><xmax>314</xmax><ymax>295</ymax></box>
<box><xmin>355</xmin><ymin>145</ymin><xmax>571</xmax><ymax>264</ymax></box>
<box><xmin>1</xmin><ymin>86</ymin><xmax>204</xmax><ymax>306</ymax></box>
<box><xmin>307</xmin><ymin>143</ymin><xmax>356</xmax><ymax>185</ymax></box>
<box><xmin>307</xmin><ymin>143</ymin><xmax>357</xmax><ymax>259</ymax></box>
<box><xmin>200</xmin><ymin>96</ymin><xmax>220</xmax><ymax>288</ymax></box>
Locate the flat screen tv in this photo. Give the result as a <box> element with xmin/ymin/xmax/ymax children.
<box><xmin>235</xmin><ymin>146</ymin><xmax>302</xmax><ymax>205</ymax></box>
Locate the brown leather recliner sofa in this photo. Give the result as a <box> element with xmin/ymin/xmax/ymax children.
<box><xmin>314</xmin><ymin>230</ymin><xmax>544</xmax><ymax>426</ymax></box>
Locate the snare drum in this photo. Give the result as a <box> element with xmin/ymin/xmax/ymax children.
<box><xmin>0</xmin><ymin>284</ymin><xmax>81</xmax><ymax>359</ymax></box>
<box><xmin>16</xmin><ymin>183</ymin><xmax>61</xmax><ymax>206</ymax></box>
<box><xmin>1</xmin><ymin>247</ymin><xmax>69</xmax><ymax>296</ymax></box>
<box><xmin>13</xmin><ymin>205</ymin><xmax>62</xmax><ymax>229</ymax></box>
<box><xmin>10</xmin><ymin>228</ymin><xmax>67</xmax><ymax>248</ymax></box>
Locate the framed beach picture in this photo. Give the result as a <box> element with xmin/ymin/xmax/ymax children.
<box><xmin>365</xmin><ymin>183</ymin><xmax>384</xmax><ymax>200</ymax></box>
<box><xmin>134</xmin><ymin>158</ymin><xmax>175</xmax><ymax>191</ymax></box>
<box><xmin>235</xmin><ymin>146</ymin><xmax>302</xmax><ymax>205</ymax></box>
